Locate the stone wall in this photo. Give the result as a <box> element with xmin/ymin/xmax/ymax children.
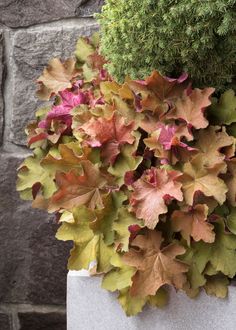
<box><xmin>0</xmin><ymin>1</ymin><xmax>103</xmax><ymax>329</ymax></box>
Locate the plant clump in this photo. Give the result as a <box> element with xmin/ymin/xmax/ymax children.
<box><xmin>17</xmin><ymin>37</ymin><xmax>236</xmax><ymax>316</ymax></box>
<box><xmin>97</xmin><ymin>0</ymin><xmax>236</xmax><ymax>91</ymax></box>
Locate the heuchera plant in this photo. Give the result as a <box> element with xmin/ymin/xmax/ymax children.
<box><xmin>17</xmin><ymin>36</ymin><xmax>236</xmax><ymax>316</ymax></box>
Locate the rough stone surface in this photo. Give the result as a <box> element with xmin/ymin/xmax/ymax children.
<box><xmin>77</xmin><ymin>0</ymin><xmax>104</xmax><ymax>17</ymax></box>
<box><xmin>9</xmin><ymin>20</ymin><xmax>98</xmax><ymax>145</ymax></box>
<box><xmin>0</xmin><ymin>153</ymin><xmax>72</xmax><ymax>305</ymax></box>
<box><xmin>0</xmin><ymin>30</ymin><xmax>3</xmax><ymax>145</ymax></box>
<box><xmin>0</xmin><ymin>313</ymin><xmax>11</xmax><ymax>330</ymax></box>
<box><xmin>18</xmin><ymin>311</ymin><xmax>66</xmax><ymax>330</ymax></box>
<box><xmin>0</xmin><ymin>8</ymin><xmax>100</xmax><ymax>325</ymax></box>
<box><xmin>0</xmin><ymin>0</ymin><xmax>103</xmax><ymax>27</ymax></box>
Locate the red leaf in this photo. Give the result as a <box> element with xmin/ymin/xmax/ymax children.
<box><xmin>81</xmin><ymin>113</ymin><xmax>135</xmax><ymax>165</ymax></box>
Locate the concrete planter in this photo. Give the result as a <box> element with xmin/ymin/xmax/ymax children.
<box><xmin>67</xmin><ymin>271</ymin><xmax>236</xmax><ymax>330</ymax></box>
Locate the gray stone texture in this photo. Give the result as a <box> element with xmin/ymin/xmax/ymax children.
<box><xmin>9</xmin><ymin>20</ymin><xmax>99</xmax><ymax>146</ymax></box>
<box><xmin>0</xmin><ymin>30</ymin><xmax>3</xmax><ymax>144</ymax></box>
<box><xmin>0</xmin><ymin>0</ymin><xmax>103</xmax><ymax>28</ymax></box>
<box><xmin>0</xmin><ymin>6</ymin><xmax>101</xmax><ymax>327</ymax></box>
<box><xmin>77</xmin><ymin>0</ymin><xmax>104</xmax><ymax>17</ymax></box>
<box><xmin>0</xmin><ymin>313</ymin><xmax>11</xmax><ymax>330</ymax></box>
<box><xmin>0</xmin><ymin>153</ymin><xmax>72</xmax><ymax>305</ymax></box>
<box><xmin>18</xmin><ymin>311</ymin><xmax>66</xmax><ymax>330</ymax></box>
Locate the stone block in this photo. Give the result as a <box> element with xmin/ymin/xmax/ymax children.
<box><xmin>18</xmin><ymin>311</ymin><xmax>66</xmax><ymax>330</ymax></box>
<box><xmin>0</xmin><ymin>0</ymin><xmax>103</xmax><ymax>27</ymax></box>
<box><xmin>77</xmin><ymin>0</ymin><xmax>104</xmax><ymax>17</ymax></box>
<box><xmin>67</xmin><ymin>272</ymin><xmax>236</xmax><ymax>330</ymax></box>
<box><xmin>0</xmin><ymin>313</ymin><xmax>11</xmax><ymax>330</ymax></box>
<box><xmin>0</xmin><ymin>153</ymin><xmax>72</xmax><ymax>305</ymax></box>
<box><xmin>0</xmin><ymin>30</ymin><xmax>3</xmax><ymax>144</ymax></box>
<box><xmin>9</xmin><ymin>20</ymin><xmax>98</xmax><ymax>145</ymax></box>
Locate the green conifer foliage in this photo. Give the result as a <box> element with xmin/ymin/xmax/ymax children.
<box><xmin>98</xmin><ymin>0</ymin><xmax>236</xmax><ymax>90</ymax></box>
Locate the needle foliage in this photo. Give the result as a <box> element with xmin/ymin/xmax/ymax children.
<box><xmin>98</xmin><ymin>0</ymin><xmax>236</xmax><ymax>90</ymax></box>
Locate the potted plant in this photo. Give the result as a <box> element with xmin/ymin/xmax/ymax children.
<box><xmin>17</xmin><ymin>0</ymin><xmax>236</xmax><ymax>328</ymax></box>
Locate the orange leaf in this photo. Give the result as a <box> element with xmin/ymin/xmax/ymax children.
<box><xmin>41</xmin><ymin>144</ymin><xmax>90</xmax><ymax>173</ymax></box>
<box><xmin>130</xmin><ymin>168</ymin><xmax>183</xmax><ymax>229</ymax></box>
<box><xmin>123</xmin><ymin>230</ymin><xmax>188</xmax><ymax>297</ymax></box>
<box><xmin>127</xmin><ymin>71</ymin><xmax>187</xmax><ymax>116</ymax></box>
<box><xmin>37</xmin><ymin>58</ymin><xmax>77</xmax><ymax>100</ymax></box>
<box><xmin>145</xmin><ymin>71</ymin><xmax>188</xmax><ymax>101</ymax></box>
<box><xmin>48</xmin><ymin>161</ymin><xmax>109</xmax><ymax>212</ymax></box>
<box><xmin>166</xmin><ymin>87</ymin><xmax>215</xmax><ymax>129</ymax></box>
<box><xmin>171</xmin><ymin>204</ymin><xmax>215</xmax><ymax>245</ymax></box>
<box><xmin>81</xmin><ymin>113</ymin><xmax>135</xmax><ymax>165</ymax></box>
<box><xmin>195</xmin><ymin>126</ymin><xmax>234</xmax><ymax>167</ymax></box>
<box><xmin>181</xmin><ymin>154</ymin><xmax>228</xmax><ymax>205</ymax></box>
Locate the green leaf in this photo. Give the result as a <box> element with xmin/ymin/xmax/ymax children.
<box><xmin>57</xmin><ymin>205</ymin><xmax>115</xmax><ymax>273</ymax></box>
<box><xmin>18</xmin><ymin>188</ymin><xmax>33</xmax><ymax>201</ymax></box>
<box><xmin>214</xmin><ymin>204</ymin><xmax>230</xmax><ymax>217</ymax></box>
<box><xmin>182</xmin><ymin>218</ymin><xmax>236</xmax><ymax>290</ymax></box>
<box><xmin>82</xmin><ymin>63</ymin><xmax>98</xmax><ymax>82</ymax></box>
<box><xmin>16</xmin><ymin>148</ymin><xmax>57</xmax><ymax>199</ymax></box>
<box><xmin>100</xmin><ymin>81</ymin><xmax>120</xmax><ymax>100</ymax></box>
<box><xmin>108</xmin><ymin>132</ymin><xmax>142</xmax><ymax>186</ymax></box>
<box><xmin>102</xmin><ymin>254</ymin><xmax>135</xmax><ymax>291</ymax></box>
<box><xmin>118</xmin><ymin>288</ymin><xmax>147</xmax><ymax>316</ymax></box>
<box><xmin>68</xmin><ymin>234</ymin><xmax>114</xmax><ymax>273</ymax></box>
<box><xmin>90</xmin><ymin>191</ymin><xmax>127</xmax><ymax>245</ymax></box>
<box><xmin>68</xmin><ymin>236</ymin><xmax>98</xmax><ymax>271</ymax></box>
<box><xmin>204</xmin><ymin>275</ymin><xmax>229</xmax><ymax>298</ymax></box>
<box><xmin>210</xmin><ymin>219</ymin><xmax>236</xmax><ymax>277</ymax></box>
<box><xmin>181</xmin><ymin>242</ymin><xmax>209</xmax><ymax>289</ymax></box>
<box><xmin>148</xmin><ymin>288</ymin><xmax>169</xmax><ymax>308</ymax></box>
<box><xmin>113</xmin><ymin>95</ymin><xmax>142</xmax><ymax>122</ymax></box>
<box><xmin>75</xmin><ymin>38</ymin><xmax>95</xmax><ymax>63</ymax></box>
<box><xmin>227</xmin><ymin>123</ymin><xmax>236</xmax><ymax>137</ymax></box>
<box><xmin>204</xmin><ymin>263</ymin><xmax>218</xmax><ymax>276</ymax></box>
<box><xmin>88</xmin><ymin>148</ymin><xmax>101</xmax><ymax>165</ymax></box>
<box><xmin>59</xmin><ymin>210</ymin><xmax>74</xmax><ymax>224</ymax></box>
<box><xmin>209</xmin><ymin>90</ymin><xmax>236</xmax><ymax>125</ymax></box>
<box><xmin>91</xmin><ymin>32</ymin><xmax>100</xmax><ymax>48</ymax></box>
<box><xmin>226</xmin><ymin>208</ymin><xmax>236</xmax><ymax>235</ymax></box>
<box><xmin>35</xmin><ymin>106</ymin><xmax>50</xmax><ymax>119</ymax></box>
<box><xmin>56</xmin><ymin>206</ymin><xmax>95</xmax><ymax>243</ymax></box>
<box><xmin>41</xmin><ymin>142</ymin><xmax>86</xmax><ymax>174</ymax></box>
<box><xmin>113</xmin><ymin>207</ymin><xmax>143</xmax><ymax>251</ymax></box>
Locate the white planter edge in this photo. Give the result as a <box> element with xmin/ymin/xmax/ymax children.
<box><xmin>67</xmin><ymin>271</ymin><xmax>236</xmax><ymax>330</ymax></box>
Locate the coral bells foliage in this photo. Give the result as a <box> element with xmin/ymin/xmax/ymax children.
<box><xmin>17</xmin><ymin>36</ymin><xmax>236</xmax><ymax>316</ymax></box>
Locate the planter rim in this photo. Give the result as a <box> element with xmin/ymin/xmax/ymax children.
<box><xmin>67</xmin><ymin>271</ymin><xmax>236</xmax><ymax>330</ymax></box>
<box><xmin>68</xmin><ymin>270</ymin><xmax>236</xmax><ymax>286</ymax></box>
